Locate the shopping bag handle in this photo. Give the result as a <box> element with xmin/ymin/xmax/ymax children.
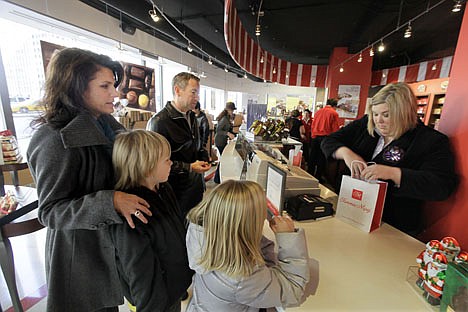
<box><xmin>350</xmin><ymin>160</ymin><xmax>378</xmax><ymax>183</ymax></box>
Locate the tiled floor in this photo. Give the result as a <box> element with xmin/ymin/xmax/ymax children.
<box><xmin>0</xmin><ymin>176</ymin><xmax>218</xmax><ymax>312</ymax></box>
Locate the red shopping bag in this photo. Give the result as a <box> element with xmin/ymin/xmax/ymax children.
<box><xmin>336</xmin><ymin>175</ymin><xmax>388</xmax><ymax>232</ymax></box>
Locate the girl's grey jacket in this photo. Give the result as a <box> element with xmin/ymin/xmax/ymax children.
<box><xmin>185</xmin><ymin>222</ymin><xmax>312</xmax><ymax>312</ymax></box>
<box><xmin>27</xmin><ymin>113</ymin><xmax>125</xmax><ymax>312</ymax></box>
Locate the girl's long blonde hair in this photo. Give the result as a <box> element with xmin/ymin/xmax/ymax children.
<box><xmin>187</xmin><ymin>180</ymin><xmax>266</xmax><ymax>278</ymax></box>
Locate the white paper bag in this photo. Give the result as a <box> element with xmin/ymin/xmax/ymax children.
<box><xmin>336</xmin><ymin>175</ymin><xmax>388</xmax><ymax>232</ymax></box>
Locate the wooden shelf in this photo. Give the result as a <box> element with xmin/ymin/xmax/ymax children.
<box><xmin>409</xmin><ymin>78</ymin><xmax>449</xmax><ymax>129</ymax></box>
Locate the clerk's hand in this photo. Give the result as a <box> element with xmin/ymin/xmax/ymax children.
<box><xmin>269</xmin><ymin>215</ymin><xmax>295</xmax><ymax>233</ymax></box>
<box><xmin>191</xmin><ymin>160</ymin><xmax>211</xmax><ymax>173</ymax></box>
<box><xmin>334</xmin><ymin>147</ymin><xmax>366</xmax><ymax>179</ymax></box>
<box><xmin>361</xmin><ymin>164</ymin><xmax>402</xmax><ymax>185</ymax></box>
<box><xmin>114</xmin><ymin>191</ymin><xmax>151</xmax><ymax>229</ymax></box>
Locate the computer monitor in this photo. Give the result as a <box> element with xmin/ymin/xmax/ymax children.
<box><xmin>266</xmin><ymin>162</ymin><xmax>287</xmax><ymax>219</ymax></box>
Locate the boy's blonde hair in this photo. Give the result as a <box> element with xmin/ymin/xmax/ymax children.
<box><xmin>113</xmin><ymin>130</ymin><xmax>171</xmax><ymax>190</ymax></box>
<box><xmin>367</xmin><ymin>82</ymin><xmax>418</xmax><ymax>140</ymax></box>
<box><xmin>187</xmin><ymin>180</ymin><xmax>266</xmax><ymax>278</ymax></box>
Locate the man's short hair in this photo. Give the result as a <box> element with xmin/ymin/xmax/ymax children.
<box><xmin>172</xmin><ymin>72</ymin><xmax>200</xmax><ymax>96</ymax></box>
<box><xmin>327</xmin><ymin>98</ymin><xmax>338</xmax><ymax>107</ymax></box>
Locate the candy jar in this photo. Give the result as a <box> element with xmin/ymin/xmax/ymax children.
<box><xmin>416</xmin><ymin>240</ymin><xmax>444</xmax><ymax>289</ymax></box>
<box><xmin>440</xmin><ymin>236</ymin><xmax>461</xmax><ymax>262</ymax></box>
<box><xmin>423</xmin><ymin>252</ymin><xmax>448</xmax><ymax>306</ymax></box>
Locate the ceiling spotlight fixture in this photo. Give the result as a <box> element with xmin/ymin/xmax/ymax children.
<box><xmin>200</xmin><ymin>71</ymin><xmax>207</xmax><ymax>78</ymax></box>
<box><xmin>149</xmin><ymin>6</ymin><xmax>160</xmax><ymax>22</ymax></box>
<box><xmin>260</xmin><ymin>54</ymin><xmax>264</xmax><ymax>63</ymax></box>
<box><xmin>452</xmin><ymin>0</ymin><xmax>462</xmax><ymax>12</ymax></box>
<box><xmin>382</xmin><ymin>73</ymin><xmax>386</xmax><ymax>78</ymax></box>
<box><xmin>244</xmin><ymin>73</ymin><xmax>248</xmax><ymax>79</ymax></box>
<box><xmin>378</xmin><ymin>40</ymin><xmax>385</xmax><ymax>52</ymax></box>
<box><xmin>208</xmin><ymin>57</ymin><xmax>213</xmax><ymax>65</ymax></box>
<box><xmin>286</xmin><ymin>73</ymin><xmax>289</xmax><ymax>78</ymax></box>
<box><xmin>273</xmin><ymin>67</ymin><xmax>277</xmax><ymax>74</ymax></box>
<box><xmin>264</xmin><ymin>79</ymin><xmax>267</xmax><ymax>83</ymax></box>
<box><xmin>255</xmin><ymin>24</ymin><xmax>261</xmax><ymax>36</ymax></box>
<box><xmin>432</xmin><ymin>64</ymin><xmax>437</xmax><ymax>71</ymax></box>
<box><xmin>187</xmin><ymin>42</ymin><xmax>193</xmax><ymax>52</ymax></box>
<box><xmin>369</xmin><ymin>47</ymin><xmax>374</xmax><ymax>57</ymax></box>
<box><xmin>357</xmin><ymin>53</ymin><xmax>363</xmax><ymax>63</ymax></box>
<box><xmin>339</xmin><ymin>65</ymin><xmax>344</xmax><ymax>73</ymax></box>
<box><xmin>404</xmin><ymin>22</ymin><xmax>412</xmax><ymax>38</ymax></box>
<box><xmin>224</xmin><ymin>67</ymin><xmax>228</xmax><ymax>73</ymax></box>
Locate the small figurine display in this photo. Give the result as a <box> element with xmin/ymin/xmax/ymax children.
<box><xmin>415</xmin><ymin>236</ymin><xmax>465</xmax><ymax>306</ymax></box>
<box><xmin>416</xmin><ymin>240</ymin><xmax>444</xmax><ymax>288</ymax></box>
<box><xmin>422</xmin><ymin>252</ymin><xmax>448</xmax><ymax>305</ymax></box>
<box><xmin>440</xmin><ymin>236</ymin><xmax>461</xmax><ymax>262</ymax></box>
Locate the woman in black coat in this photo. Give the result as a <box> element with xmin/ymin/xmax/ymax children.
<box><xmin>214</xmin><ymin>102</ymin><xmax>236</xmax><ymax>183</ymax></box>
<box><xmin>321</xmin><ymin>82</ymin><xmax>457</xmax><ymax>236</ymax></box>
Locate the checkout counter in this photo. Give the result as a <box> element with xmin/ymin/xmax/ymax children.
<box><xmin>220</xmin><ymin>133</ymin><xmax>323</xmax><ymax>198</ymax></box>
<box><xmin>218</xmin><ymin>134</ymin><xmax>433</xmax><ymax>311</ymax></box>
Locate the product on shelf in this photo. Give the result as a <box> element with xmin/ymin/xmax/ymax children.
<box><xmin>248</xmin><ymin>118</ymin><xmax>286</xmax><ymax>141</ymax></box>
<box><xmin>0</xmin><ymin>130</ymin><xmax>22</xmax><ymax>164</ymax></box>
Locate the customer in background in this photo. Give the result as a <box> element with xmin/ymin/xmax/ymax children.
<box><xmin>27</xmin><ymin>48</ymin><xmax>152</xmax><ymax>312</ymax></box>
<box><xmin>110</xmin><ymin>130</ymin><xmax>193</xmax><ymax>312</ymax></box>
<box><xmin>146</xmin><ymin>72</ymin><xmax>211</xmax><ymax>216</ymax></box>
<box><xmin>186</xmin><ymin>180</ymin><xmax>312</xmax><ymax>311</ymax></box>
<box><xmin>302</xmin><ymin>109</ymin><xmax>313</xmax><ymax>170</ymax></box>
<box><xmin>193</xmin><ymin>101</ymin><xmax>210</xmax><ymax>155</ymax></box>
<box><xmin>321</xmin><ymin>82</ymin><xmax>457</xmax><ymax>236</ymax></box>
<box><xmin>213</xmin><ymin>101</ymin><xmax>236</xmax><ymax>184</ymax></box>
<box><xmin>286</xmin><ymin>109</ymin><xmax>306</xmax><ymax>142</ymax></box>
<box><xmin>309</xmin><ymin>98</ymin><xmax>340</xmax><ymax>182</ymax></box>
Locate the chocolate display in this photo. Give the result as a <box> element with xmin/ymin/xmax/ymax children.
<box><xmin>118</xmin><ymin>62</ymin><xmax>156</xmax><ymax>112</ymax></box>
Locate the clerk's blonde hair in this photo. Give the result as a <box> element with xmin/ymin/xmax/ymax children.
<box><xmin>367</xmin><ymin>82</ymin><xmax>418</xmax><ymax>140</ymax></box>
<box><xmin>187</xmin><ymin>180</ymin><xmax>266</xmax><ymax>277</ymax></box>
<box><xmin>113</xmin><ymin>130</ymin><xmax>171</xmax><ymax>190</ymax></box>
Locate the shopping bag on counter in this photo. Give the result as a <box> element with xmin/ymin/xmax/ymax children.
<box><xmin>336</xmin><ymin>175</ymin><xmax>388</xmax><ymax>232</ymax></box>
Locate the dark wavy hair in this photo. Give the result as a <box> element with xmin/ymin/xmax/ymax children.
<box><xmin>32</xmin><ymin>48</ymin><xmax>123</xmax><ymax>129</ymax></box>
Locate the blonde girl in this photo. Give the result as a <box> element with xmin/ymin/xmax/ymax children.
<box><xmin>186</xmin><ymin>180</ymin><xmax>311</xmax><ymax>311</ymax></box>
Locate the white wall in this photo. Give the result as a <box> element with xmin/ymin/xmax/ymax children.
<box><xmin>3</xmin><ymin>0</ymin><xmax>318</xmax><ymax>102</ymax></box>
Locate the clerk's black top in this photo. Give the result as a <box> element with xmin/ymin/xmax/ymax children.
<box><xmin>321</xmin><ymin>115</ymin><xmax>457</xmax><ymax>235</ymax></box>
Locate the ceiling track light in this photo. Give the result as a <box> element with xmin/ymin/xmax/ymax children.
<box><xmin>339</xmin><ymin>65</ymin><xmax>344</xmax><ymax>72</ymax></box>
<box><xmin>272</xmin><ymin>67</ymin><xmax>276</xmax><ymax>74</ymax></box>
<box><xmin>208</xmin><ymin>57</ymin><xmax>213</xmax><ymax>65</ymax></box>
<box><xmin>378</xmin><ymin>40</ymin><xmax>385</xmax><ymax>52</ymax></box>
<box><xmin>369</xmin><ymin>47</ymin><xmax>374</xmax><ymax>57</ymax></box>
<box><xmin>357</xmin><ymin>53</ymin><xmax>363</xmax><ymax>63</ymax></box>
<box><xmin>432</xmin><ymin>64</ymin><xmax>437</xmax><ymax>70</ymax></box>
<box><xmin>255</xmin><ymin>24</ymin><xmax>261</xmax><ymax>36</ymax></box>
<box><xmin>224</xmin><ymin>67</ymin><xmax>228</xmax><ymax>73</ymax></box>
<box><xmin>404</xmin><ymin>23</ymin><xmax>412</xmax><ymax>38</ymax></box>
<box><xmin>244</xmin><ymin>73</ymin><xmax>248</xmax><ymax>79</ymax></box>
<box><xmin>149</xmin><ymin>5</ymin><xmax>160</xmax><ymax>22</ymax></box>
<box><xmin>187</xmin><ymin>42</ymin><xmax>193</xmax><ymax>52</ymax></box>
<box><xmin>260</xmin><ymin>54</ymin><xmax>264</xmax><ymax>63</ymax></box>
<box><xmin>452</xmin><ymin>0</ymin><xmax>463</xmax><ymax>12</ymax></box>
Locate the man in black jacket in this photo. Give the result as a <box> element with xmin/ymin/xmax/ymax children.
<box><xmin>147</xmin><ymin>72</ymin><xmax>211</xmax><ymax>216</ymax></box>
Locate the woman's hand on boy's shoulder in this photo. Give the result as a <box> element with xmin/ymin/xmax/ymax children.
<box><xmin>113</xmin><ymin>191</ymin><xmax>151</xmax><ymax>229</ymax></box>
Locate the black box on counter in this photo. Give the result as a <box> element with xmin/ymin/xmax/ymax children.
<box><xmin>285</xmin><ymin>194</ymin><xmax>334</xmax><ymax>221</ymax></box>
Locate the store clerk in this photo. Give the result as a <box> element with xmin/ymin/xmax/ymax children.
<box><xmin>321</xmin><ymin>82</ymin><xmax>457</xmax><ymax>237</ymax></box>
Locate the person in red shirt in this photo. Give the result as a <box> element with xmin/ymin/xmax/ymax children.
<box><xmin>309</xmin><ymin>98</ymin><xmax>340</xmax><ymax>182</ymax></box>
